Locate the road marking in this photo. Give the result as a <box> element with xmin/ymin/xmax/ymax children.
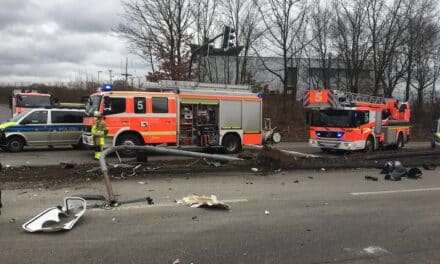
<box><xmin>90</xmin><ymin>198</ymin><xmax>248</xmax><ymax>211</ymax></box>
<box><xmin>351</xmin><ymin>187</ymin><xmax>440</xmax><ymax>196</ymax></box>
<box><xmin>362</xmin><ymin>246</ymin><xmax>390</xmax><ymax>255</ymax></box>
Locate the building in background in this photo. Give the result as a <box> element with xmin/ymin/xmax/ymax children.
<box><xmin>194</xmin><ymin>55</ymin><xmax>374</xmax><ymax>98</ymax></box>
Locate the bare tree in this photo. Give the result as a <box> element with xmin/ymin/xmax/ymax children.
<box><xmin>253</xmin><ymin>0</ymin><xmax>308</xmax><ymax>104</ymax></box>
<box><xmin>332</xmin><ymin>0</ymin><xmax>372</xmax><ymax>93</ymax></box>
<box><xmin>307</xmin><ymin>0</ymin><xmax>334</xmax><ymax>89</ymax></box>
<box><xmin>411</xmin><ymin>20</ymin><xmax>440</xmax><ymax>109</ymax></box>
<box><xmin>118</xmin><ymin>0</ymin><xmax>194</xmax><ymax>81</ymax></box>
<box><xmin>220</xmin><ymin>0</ymin><xmax>264</xmax><ymax>84</ymax></box>
<box><xmin>193</xmin><ymin>0</ymin><xmax>219</xmax><ymax>82</ymax></box>
<box><xmin>366</xmin><ymin>0</ymin><xmax>407</xmax><ymax>97</ymax></box>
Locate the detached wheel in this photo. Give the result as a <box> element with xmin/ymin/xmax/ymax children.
<box><xmin>222</xmin><ymin>134</ymin><xmax>242</xmax><ymax>154</ymax></box>
<box><xmin>396</xmin><ymin>133</ymin><xmax>404</xmax><ymax>150</ymax></box>
<box><xmin>364</xmin><ymin>136</ymin><xmax>374</xmax><ymax>152</ymax></box>
<box><xmin>116</xmin><ymin>133</ymin><xmax>142</xmax><ymax>157</ymax></box>
<box><xmin>272</xmin><ymin>131</ymin><xmax>282</xmax><ymax>143</ymax></box>
<box><xmin>7</xmin><ymin>136</ymin><xmax>25</xmax><ymax>152</ymax></box>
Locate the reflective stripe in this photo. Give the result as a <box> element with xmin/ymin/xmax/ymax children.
<box><xmin>140</xmin><ymin>131</ymin><xmax>176</xmax><ymax>136</ymax></box>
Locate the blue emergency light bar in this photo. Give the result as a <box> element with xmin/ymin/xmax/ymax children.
<box><xmin>102</xmin><ymin>84</ymin><xmax>113</xmax><ymax>92</ymax></box>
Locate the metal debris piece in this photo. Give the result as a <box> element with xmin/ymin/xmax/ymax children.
<box><xmin>422</xmin><ymin>163</ymin><xmax>436</xmax><ymax>170</ymax></box>
<box><xmin>265</xmin><ymin>210</ymin><xmax>270</xmax><ymax>215</ymax></box>
<box><xmin>251</xmin><ymin>168</ymin><xmax>259</xmax><ymax>172</ymax></box>
<box><xmin>60</xmin><ymin>162</ymin><xmax>75</xmax><ymax>169</ymax></box>
<box><xmin>22</xmin><ymin>197</ymin><xmax>86</xmax><ymax>232</ymax></box>
<box><xmin>407</xmin><ymin>168</ymin><xmax>422</xmax><ymax>179</ymax></box>
<box><xmin>365</xmin><ymin>176</ymin><xmax>378</xmax><ymax>181</ymax></box>
<box><xmin>112</xmin><ymin>163</ymin><xmax>134</xmax><ymax>169</ymax></box>
<box><xmin>177</xmin><ymin>195</ymin><xmax>230</xmax><ymax>210</ymax></box>
<box><xmin>384</xmin><ymin>174</ymin><xmax>401</xmax><ymax>181</ymax></box>
<box><xmin>86</xmin><ymin>167</ymin><xmax>101</xmax><ymax>173</ymax></box>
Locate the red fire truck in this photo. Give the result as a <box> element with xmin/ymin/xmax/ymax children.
<box><xmin>82</xmin><ymin>81</ymin><xmax>264</xmax><ymax>154</ymax></box>
<box><xmin>10</xmin><ymin>90</ymin><xmax>51</xmax><ymax>117</ymax></box>
<box><xmin>303</xmin><ymin>89</ymin><xmax>411</xmax><ymax>152</ymax></box>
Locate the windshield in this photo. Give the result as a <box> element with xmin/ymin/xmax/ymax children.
<box><xmin>85</xmin><ymin>95</ymin><xmax>102</xmax><ymax>116</ymax></box>
<box><xmin>308</xmin><ymin>110</ymin><xmax>369</xmax><ymax>128</ymax></box>
<box><xmin>17</xmin><ymin>95</ymin><xmax>51</xmax><ymax>108</ymax></box>
<box><xmin>11</xmin><ymin>110</ymin><xmax>31</xmax><ymax>122</ymax></box>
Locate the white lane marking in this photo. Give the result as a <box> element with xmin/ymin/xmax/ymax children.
<box><xmin>90</xmin><ymin>198</ymin><xmax>248</xmax><ymax>211</ymax></box>
<box><xmin>351</xmin><ymin>187</ymin><xmax>440</xmax><ymax>196</ymax></box>
<box><xmin>247</xmin><ymin>144</ymin><xmax>321</xmax><ymax>158</ymax></box>
<box><xmin>362</xmin><ymin>246</ymin><xmax>390</xmax><ymax>255</ymax></box>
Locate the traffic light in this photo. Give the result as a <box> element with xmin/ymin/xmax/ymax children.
<box><xmin>222</xmin><ymin>26</ymin><xmax>236</xmax><ymax>50</ymax></box>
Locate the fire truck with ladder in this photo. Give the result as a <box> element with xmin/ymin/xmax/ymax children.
<box><xmin>82</xmin><ymin>81</ymin><xmax>269</xmax><ymax>155</ymax></box>
<box><xmin>303</xmin><ymin>89</ymin><xmax>411</xmax><ymax>152</ymax></box>
<box><xmin>10</xmin><ymin>89</ymin><xmax>51</xmax><ymax>117</ymax></box>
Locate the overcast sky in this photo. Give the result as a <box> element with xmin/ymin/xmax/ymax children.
<box><xmin>0</xmin><ymin>0</ymin><xmax>148</xmax><ymax>84</ymax></box>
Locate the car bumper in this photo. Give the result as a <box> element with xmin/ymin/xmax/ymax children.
<box><xmin>309</xmin><ymin>139</ymin><xmax>366</xmax><ymax>150</ymax></box>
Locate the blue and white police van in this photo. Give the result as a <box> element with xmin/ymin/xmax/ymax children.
<box><xmin>0</xmin><ymin>108</ymin><xmax>85</xmax><ymax>152</ymax></box>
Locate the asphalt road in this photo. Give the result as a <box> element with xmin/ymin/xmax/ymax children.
<box><xmin>2</xmin><ymin>168</ymin><xmax>440</xmax><ymax>263</ymax></box>
<box><xmin>0</xmin><ymin>141</ymin><xmax>432</xmax><ymax>167</ymax></box>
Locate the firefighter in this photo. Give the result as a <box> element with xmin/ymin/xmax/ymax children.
<box><xmin>91</xmin><ymin>111</ymin><xmax>108</xmax><ymax>160</ymax></box>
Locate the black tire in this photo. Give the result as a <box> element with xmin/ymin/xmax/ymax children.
<box><xmin>116</xmin><ymin>133</ymin><xmax>143</xmax><ymax>157</ymax></box>
<box><xmin>222</xmin><ymin>134</ymin><xmax>242</xmax><ymax>154</ymax></box>
<box><xmin>396</xmin><ymin>133</ymin><xmax>404</xmax><ymax>150</ymax></box>
<box><xmin>364</xmin><ymin>136</ymin><xmax>374</xmax><ymax>152</ymax></box>
<box><xmin>7</xmin><ymin>136</ymin><xmax>25</xmax><ymax>152</ymax></box>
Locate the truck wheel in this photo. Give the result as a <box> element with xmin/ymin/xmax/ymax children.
<box><xmin>396</xmin><ymin>133</ymin><xmax>404</xmax><ymax>150</ymax></box>
<box><xmin>222</xmin><ymin>134</ymin><xmax>242</xmax><ymax>154</ymax></box>
<box><xmin>272</xmin><ymin>131</ymin><xmax>282</xmax><ymax>143</ymax></box>
<box><xmin>7</xmin><ymin>136</ymin><xmax>24</xmax><ymax>152</ymax></box>
<box><xmin>116</xmin><ymin>133</ymin><xmax>142</xmax><ymax>157</ymax></box>
<box><xmin>364</xmin><ymin>136</ymin><xmax>374</xmax><ymax>152</ymax></box>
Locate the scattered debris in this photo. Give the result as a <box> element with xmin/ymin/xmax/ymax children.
<box><xmin>172</xmin><ymin>259</ymin><xmax>180</xmax><ymax>264</ymax></box>
<box><xmin>407</xmin><ymin>168</ymin><xmax>422</xmax><ymax>179</ymax></box>
<box><xmin>86</xmin><ymin>167</ymin><xmax>101</xmax><ymax>173</ymax></box>
<box><xmin>177</xmin><ymin>195</ymin><xmax>230</xmax><ymax>210</ymax></box>
<box><xmin>265</xmin><ymin>210</ymin><xmax>270</xmax><ymax>215</ymax></box>
<box><xmin>384</xmin><ymin>174</ymin><xmax>401</xmax><ymax>181</ymax></box>
<box><xmin>9</xmin><ymin>218</ymin><xmax>16</xmax><ymax>223</ymax></box>
<box><xmin>191</xmin><ymin>216</ymin><xmax>198</xmax><ymax>221</ymax></box>
<box><xmin>245</xmin><ymin>182</ymin><xmax>253</xmax><ymax>184</ymax></box>
<box><xmin>308</xmin><ymin>176</ymin><xmax>314</xmax><ymax>179</ymax></box>
<box><xmin>203</xmin><ymin>158</ymin><xmax>221</xmax><ymax>167</ymax></box>
<box><xmin>251</xmin><ymin>168</ymin><xmax>259</xmax><ymax>172</ymax></box>
<box><xmin>146</xmin><ymin>197</ymin><xmax>154</xmax><ymax>205</ymax></box>
<box><xmin>422</xmin><ymin>163</ymin><xmax>437</xmax><ymax>170</ymax></box>
<box><xmin>294</xmin><ymin>180</ymin><xmax>299</xmax><ymax>183</ymax></box>
<box><xmin>18</xmin><ymin>191</ymin><xmax>28</xmax><ymax>195</ymax></box>
<box><xmin>138</xmin><ymin>181</ymin><xmax>146</xmax><ymax>185</ymax></box>
<box><xmin>22</xmin><ymin>197</ymin><xmax>86</xmax><ymax>232</ymax></box>
<box><xmin>60</xmin><ymin>162</ymin><xmax>75</xmax><ymax>169</ymax></box>
<box><xmin>306</xmin><ymin>228</ymin><xmax>312</xmax><ymax>232</ymax></box>
<box><xmin>320</xmin><ymin>168</ymin><xmax>326</xmax><ymax>171</ymax></box>
<box><xmin>365</xmin><ymin>176</ymin><xmax>378</xmax><ymax>181</ymax></box>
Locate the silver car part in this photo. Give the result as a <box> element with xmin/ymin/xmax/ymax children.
<box><xmin>22</xmin><ymin>197</ymin><xmax>86</xmax><ymax>232</ymax></box>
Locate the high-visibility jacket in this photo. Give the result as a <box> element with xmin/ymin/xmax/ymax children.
<box><xmin>91</xmin><ymin>119</ymin><xmax>108</xmax><ymax>145</ymax></box>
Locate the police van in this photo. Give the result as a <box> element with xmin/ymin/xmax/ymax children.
<box><xmin>0</xmin><ymin>108</ymin><xmax>85</xmax><ymax>152</ymax></box>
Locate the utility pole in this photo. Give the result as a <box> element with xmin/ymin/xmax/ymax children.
<box><xmin>97</xmin><ymin>70</ymin><xmax>102</xmax><ymax>85</ymax></box>
<box><xmin>136</xmin><ymin>76</ymin><xmax>142</xmax><ymax>89</ymax></box>
<box><xmin>108</xmin><ymin>69</ymin><xmax>113</xmax><ymax>83</ymax></box>
<box><xmin>121</xmin><ymin>57</ymin><xmax>132</xmax><ymax>90</ymax></box>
